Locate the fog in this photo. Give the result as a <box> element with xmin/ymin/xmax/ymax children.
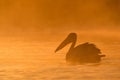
<box><xmin>0</xmin><ymin>0</ymin><xmax>120</xmax><ymax>41</ymax></box>
<box><xmin>0</xmin><ymin>0</ymin><xmax>120</xmax><ymax>69</ymax></box>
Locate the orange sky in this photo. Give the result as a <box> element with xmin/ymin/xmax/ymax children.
<box><xmin>0</xmin><ymin>0</ymin><xmax>120</xmax><ymax>35</ymax></box>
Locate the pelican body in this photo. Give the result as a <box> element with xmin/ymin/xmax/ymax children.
<box><xmin>55</xmin><ymin>33</ymin><xmax>105</xmax><ymax>64</ymax></box>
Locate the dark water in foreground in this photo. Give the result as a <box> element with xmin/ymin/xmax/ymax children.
<box><xmin>0</xmin><ymin>41</ymin><xmax>120</xmax><ymax>80</ymax></box>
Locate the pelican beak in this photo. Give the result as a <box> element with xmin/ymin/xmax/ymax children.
<box><xmin>55</xmin><ymin>36</ymin><xmax>72</xmax><ymax>53</ymax></box>
<box><xmin>55</xmin><ymin>33</ymin><xmax>77</xmax><ymax>53</ymax></box>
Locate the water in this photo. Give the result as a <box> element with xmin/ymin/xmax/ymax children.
<box><xmin>0</xmin><ymin>40</ymin><xmax>120</xmax><ymax>80</ymax></box>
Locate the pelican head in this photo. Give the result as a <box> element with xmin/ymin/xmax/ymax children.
<box><xmin>55</xmin><ymin>33</ymin><xmax>77</xmax><ymax>52</ymax></box>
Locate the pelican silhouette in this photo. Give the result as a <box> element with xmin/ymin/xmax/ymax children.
<box><xmin>55</xmin><ymin>33</ymin><xmax>105</xmax><ymax>64</ymax></box>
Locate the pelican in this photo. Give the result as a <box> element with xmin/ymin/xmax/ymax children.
<box><xmin>55</xmin><ymin>33</ymin><xmax>105</xmax><ymax>64</ymax></box>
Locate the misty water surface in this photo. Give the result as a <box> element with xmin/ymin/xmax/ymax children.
<box><xmin>0</xmin><ymin>32</ymin><xmax>119</xmax><ymax>80</ymax></box>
